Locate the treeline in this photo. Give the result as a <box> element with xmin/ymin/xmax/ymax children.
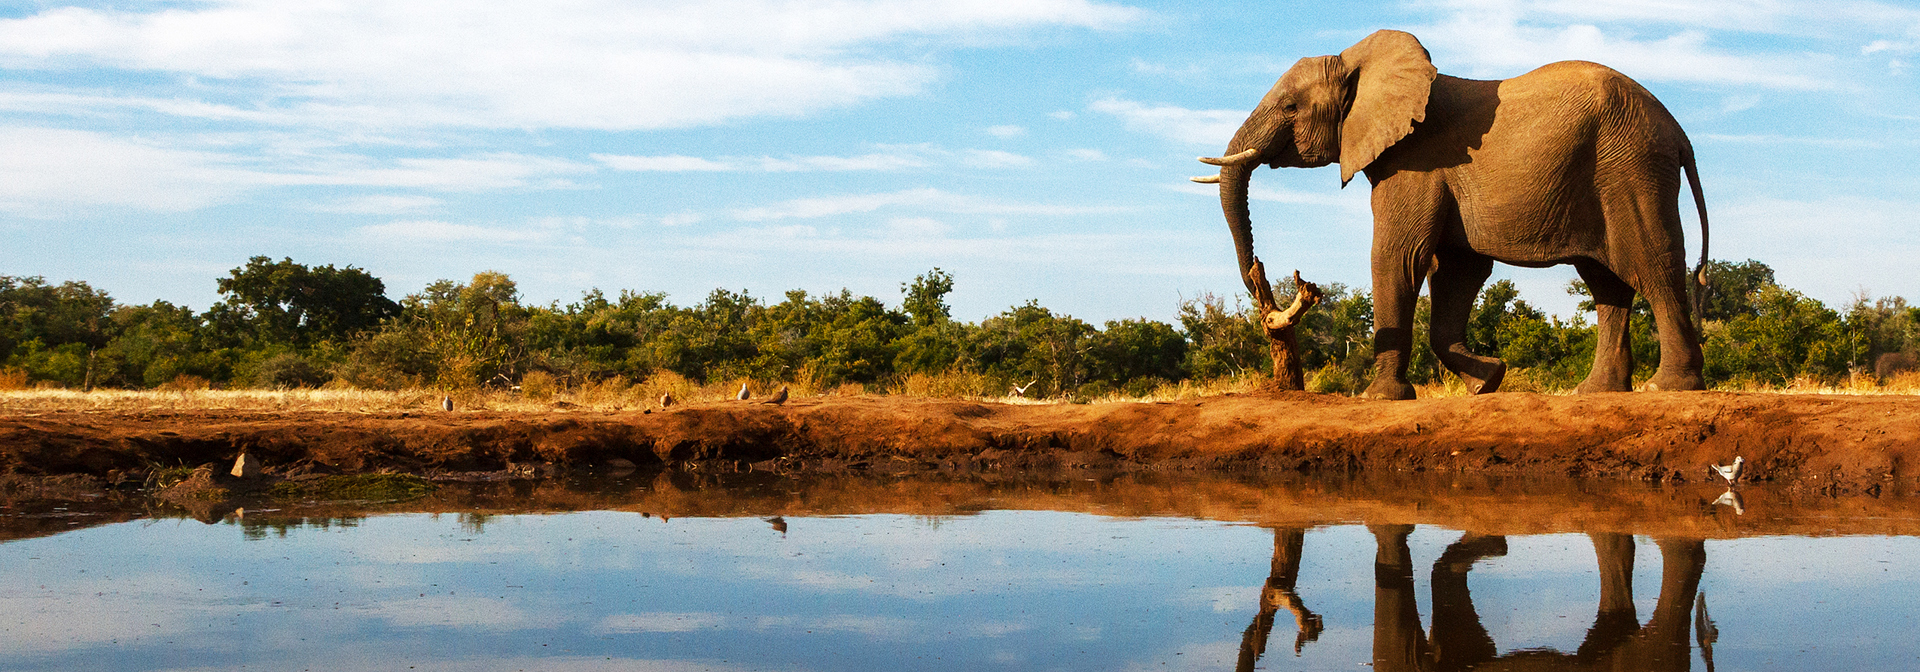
<box><xmin>2</xmin><ymin>256</ymin><xmax>1916</xmax><ymax>396</ymax></box>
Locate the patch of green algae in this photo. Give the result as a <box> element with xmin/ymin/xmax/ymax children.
<box><xmin>268</xmin><ymin>474</ymin><xmax>436</xmax><ymax>502</ymax></box>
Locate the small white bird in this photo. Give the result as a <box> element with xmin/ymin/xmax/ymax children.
<box><xmin>1709</xmin><ymin>456</ymin><xmax>1745</xmax><ymax>486</ymax></box>
<box><xmin>736</xmin><ymin>383</ymin><xmax>751</xmax><ymax>400</ymax></box>
<box><xmin>659</xmin><ymin>391</ymin><xmax>674</xmax><ymax>407</ymax></box>
<box><xmin>1711</xmin><ymin>489</ymin><xmax>1745</xmax><ymax>515</ymax></box>
<box><xmin>441</xmin><ymin>395</ymin><xmax>454</xmax><ymax>412</ymax></box>
<box><xmin>763</xmin><ymin>385</ymin><xmax>789</xmax><ymax>405</ymax></box>
<box><xmin>1010</xmin><ymin>379</ymin><xmax>1037</xmax><ymax>397</ymax></box>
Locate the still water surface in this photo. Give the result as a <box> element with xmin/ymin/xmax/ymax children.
<box><xmin>2</xmin><ymin>475</ymin><xmax>1918</xmax><ymax>671</ymax></box>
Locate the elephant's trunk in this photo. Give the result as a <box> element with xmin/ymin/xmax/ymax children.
<box><xmin>1210</xmin><ymin>109</ymin><xmax>1279</xmax><ymax>296</ymax></box>
<box><xmin>1218</xmin><ymin>161</ymin><xmax>1259</xmax><ymax>296</ymax></box>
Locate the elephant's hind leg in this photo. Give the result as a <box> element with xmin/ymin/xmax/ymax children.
<box><xmin>1575</xmin><ymin>261</ymin><xmax>1636</xmax><ymax>393</ymax></box>
<box><xmin>1429</xmin><ymin>251</ymin><xmax>1505</xmax><ymax>394</ymax></box>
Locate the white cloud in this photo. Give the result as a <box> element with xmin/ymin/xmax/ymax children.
<box><xmin>290</xmin><ymin>153</ymin><xmax>593</xmax><ymax>191</ymax></box>
<box><xmin>592</xmin><ymin>154</ymin><xmax>733</xmax><ymax>172</ymax></box>
<box><xmin>595</xmin><ymin>147</ymin><xmax>1029</xmax><ymax>173</ymax></box>
<box><xmin>0</xmin><ymin>0</ymin><xmax>1142</xmax><ymax>131</ymax></box>
<box><xmin>1409</xmin><ymin>0</ymin><xmax>1920</xmax><ymax>89</ymax></box>
<box><xmin>1088</xmin><ymin>97</ymin><xmax>1242</xmax><ymax>147</ymax></box>
<box><xmin>1419</xmin><ymin>22</ymin><xmax>1832</xmax><ymax>89</ymax></box>
<box><xmin>660</xmin><ymin>211</ymin><xmax>704</xmax><ymax>227</ymax></box>
<box><xmin>885</xmin><ymin>216</ymin><xmax>950</xmax><ymax>237</ymax></box>
<box><xmin>960</xmin><ymin>149</ymin><xmax>1035</xmax><ymax>168</ymax></box>
<box><xmin>986</xmin><ymin>124</ymin><xmax>1026</xmax><ymax>137</ymax></box>
<box><xmin>0</xmin><ymin>126</ymin><xmax>594</xmax><ymax>214</ymax></box>
<box><xmin>313</xmin><ymin>194</ymin><xmax>444</xmax><ymax>214</ymax></box>
<box><xmin>1064</xmin><ymin>148</ymin><xmax>1108</xmax><ymax>161</ymax></box>
<box><xmin>595</xmin><ymin>612</ymin><xmax>727</xmax><ymax>634</ymax></box>
<box><xmin>0</xmin><ymin>126</ymin><xmax>256</xmax><ymax>214</ymax></box>
<box><xmin>731</xmin><ymin>187</ymin><xmax>1129</xmax><ymax>221</ymax></box>
<box><xmin>1861</xmin><ymin>39</ymin><xmax>1914</xmax><ymax>54</ymax></box>
<box><xmin>355</xmin><ymin>219</ymin><xmax>553</xmax><ymax>244</ymax></box>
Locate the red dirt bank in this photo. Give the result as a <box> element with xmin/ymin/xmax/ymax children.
<box><xmin>1</xmin><ymin>391</ymin><xmax>1914</xmax><ymax>492</ymax></box>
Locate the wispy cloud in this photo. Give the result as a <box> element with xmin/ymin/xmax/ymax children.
<box><xmin>0</xmin><ymin>0</ymin><xmax>1142</xmax><ymax>131</ymax></box>
<box><xmin>1088</xmin><ymin>97</ymin><xmax>1242</xmax><ymax>147</ymax></box>
<box><xmin>595</xmin><ymin>144</ymin><xmax>1034</xmax><ymax>173</ymax></box>
<box><xmin>1409</xmin><ymin>0</ymin><xmax>1920</xmax><ymax>89</ymax></box>
<box><xmin>0</xmin><ymin>125</ymin><xmax>594</xmax><ymax>213</ymax></box>
<box><xmin>594</xmin><ymin>151</ymin><xmax>926</xmax><ymax>173</ymax></box>
<box><xmin>0</xmin><ymin>126</ymin><xmax>257</xmax><ymax>214</ymax></box>
<box><xmin>313</xmin><ymin>194</ymin><xmax>444</xmax><ymax>214</ymax></box>
<box><xmin>731</xmin><ymin>187</ymin><xmax>1129</xmax><ymax>221</ymax></box>
<box><xmin>355</xmin><ymin>219</ymin><xmax>555</xmax><ymax>244</ymax></box>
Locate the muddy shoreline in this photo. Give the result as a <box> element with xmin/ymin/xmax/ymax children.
<box><xmin>3</xmin><ymin>391</ymin><xmax>1917</xmax><ymax>494</ymax></box>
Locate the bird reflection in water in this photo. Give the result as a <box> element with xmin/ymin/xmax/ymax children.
<box><xmin>1237</xmin><ymin>525</ymin><xmax>1709</xmax><ymax>672</ymax></box>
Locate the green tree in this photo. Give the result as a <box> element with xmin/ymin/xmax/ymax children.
<box><xmin>1699</xmin><ymin>259</ymin><xmax>1776</xmax><ymax>322</ymax></box>
<box><xmin>101</xmin><ymin>301</ymin><xmax>233</xmax><ymax>387</ymax></box>
<box><xmin>1085</xmin><ymin>318</ymin><xmax>1187</xmax><ymax>395</ymax></box>
<box><xmin>1705</xmin><ymin>284</ymin><xmax>1851</xmax><ymax>385</ymax></box>
<box><xmin>901</xmin><ymin>268</ymin><xmax>955</xmax><ymax>327</ymax></box>
<box><xmin>1177</xmin><ymin>293</ymin><xmax>1265</xmax><ymax>381</ymax></box>
<box><xmin>0</xmin><ymin>275</ymin><xmax>119</xmax><ymax>388</ymax></box>
<box><xmin>208</xmin><ymin>256</ymin><xmax>398</xmax><ymax>351</ymax></box>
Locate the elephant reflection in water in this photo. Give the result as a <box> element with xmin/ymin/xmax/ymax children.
<box><xmin>1235</xmin><ymin>528</ymin><xmax>1325</xmax><ymax>671</ymax></box>
<box><xmin>1373</xmin><ymin>525</ymin><xmax>1706</xmax><ymax>672</ymax></box>
<box><xmin>1236</xmin><ymin>525</ymin><xmax>1707</xmax><ymax>672</ymax></box>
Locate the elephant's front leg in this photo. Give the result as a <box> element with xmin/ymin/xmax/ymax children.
<box><xmin>1363</xmin><ymin>178</ymin><xmax>1446</xmax><ymax>401</ymax></box>
<box><xmin>1363</xmin><ymin>233</ymin><xmax>1438</xmax><ymax>401</ymax></box>
<box><xmin>1429</xmin><ymin>251</ymin><xmax>1505</xmax><ymax>394</ymax></box>
<box><xmin>1364</xmin><ymin>253</ymin><xmax>1426</xmax><ymax>400</ymax></box>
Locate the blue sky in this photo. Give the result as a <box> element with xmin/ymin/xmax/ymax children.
<box><xmin>1</xmin><ymin>0</ymin><xmax>1915</xmax><ymax>323</ymax></box>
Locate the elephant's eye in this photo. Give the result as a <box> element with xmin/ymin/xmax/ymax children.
<box><xmin>1282</xmin><ymin>102</ymin><xmax>1298</xmax><ymax>114</ymax></box>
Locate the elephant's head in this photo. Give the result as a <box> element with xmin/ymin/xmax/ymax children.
<box><xmin>1194</xmin><ymin>30</ymin><xmax>1437</xmax><ymax>294</ymax></box>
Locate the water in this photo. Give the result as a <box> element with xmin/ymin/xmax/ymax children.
<box><xmin>3</xmin><ymin>473</ymin><xmax>1918</xmax><ymax>671</ymax></box>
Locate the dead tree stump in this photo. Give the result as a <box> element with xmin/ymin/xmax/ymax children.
<box><xmin>1245</xmin><ymin>259</ymin><xmax>1324</xmax><ymax>390</ymax></box>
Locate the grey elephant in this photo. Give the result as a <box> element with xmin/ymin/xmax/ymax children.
<box><xmin>1194</xmin><ymin>30</ymin><xmax>1709</xmax><ymax>400</ymax></box>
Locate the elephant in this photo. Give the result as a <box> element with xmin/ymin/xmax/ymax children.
<box><xmin>1193</xmin><ymin>30</ymin><xmax>1710</xmax><ymax>399</ymax></box>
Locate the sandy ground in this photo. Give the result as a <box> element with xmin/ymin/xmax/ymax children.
<box><xmin>2</xmin><ymin>391</ymin><xmax>1916</xmax><ymax>494</ymax></box>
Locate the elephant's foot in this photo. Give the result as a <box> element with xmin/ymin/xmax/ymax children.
<box><xmin>1362</xmin><ymin>377</ymin><xmax>1416</xmax><ymax>400</ymax></box>
<box><xmin>1458</xmin><ymin>358</ymin><xmax>1506</xmax><ymax>395</ymax></box>
<box><xmin>1575</xmin><ymin>371</ymin><xmax>1632</xmax><ymax>394</ymax></box>
<box><xmin>1645</xmin><ymin>369</ymin><xmax>1706</xmax><ymax>392</ymax></box>
<box><xmin>1436</xmin><ymin>533</ymin><xmax>1508</xmax><ymax>572</ymax></box>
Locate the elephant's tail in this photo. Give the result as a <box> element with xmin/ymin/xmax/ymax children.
<box><xmin>1683</xmin><ymin>143</ymin><xmax>1709</xmax><ymax>324</ymax></box>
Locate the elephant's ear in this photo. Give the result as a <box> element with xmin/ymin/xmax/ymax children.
<box><xmin>1337</xmin><ymin>30</ymin><xmax>1437</xmax><ymax>187</ymax></box>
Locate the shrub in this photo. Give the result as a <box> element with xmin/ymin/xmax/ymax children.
<box><xmin>253</xmin><ymin>353</ymin><xmax>330</xmax><ymax>389</ymax></box>
<box><xmin>157</xmin><ymin>374</ymin><xmax>212</xmax><ymax>391</ymax></box>
<box><xmin>520</xmin><ymin>370</ymin><xmax>559</xmax><ymax>400</ymax></box>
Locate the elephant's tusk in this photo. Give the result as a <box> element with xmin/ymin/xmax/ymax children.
<box><xmin>1197</xmin><ymin>148</ymin><xmax>1259</xmax><ymax>166</ymax></box>
<box><xmin>1190</xmin><ymin>174</ymin><xmax>1222</xmax><ymax>184</ymax></box>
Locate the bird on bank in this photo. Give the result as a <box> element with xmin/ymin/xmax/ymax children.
<box><xmin>659</xmin><ymin>391</ymin><xmax>674</xmax><ymax>408</ymax></box>
<box><xmin>441</xmin><ymin>395</ymin><xmax>454</xmax><ymax>412</ymax></box>
<box><xmin>763</xmin><ymin>386</ymin><xmax>789</xmax><ymax>405</ymax></box>
<box><xmin>1010</xmin><ymin>379</ymin><xmax>1036</xmax><ymax>397</ymax></box>
<box><xmin>1710</xmin><ymin>456</ymin><xmax>1745</xmax><ymax>486</ymax></box>
<box><xmin>736</xmin><ymin>383</ymin><xmax>751</xmax><ymax>400</ymax></box>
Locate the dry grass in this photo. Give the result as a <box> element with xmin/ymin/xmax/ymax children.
<box><xmin>7</xmin><ymin>367</ymin><xmax>1920</xmax><ymax>414</ymax></box>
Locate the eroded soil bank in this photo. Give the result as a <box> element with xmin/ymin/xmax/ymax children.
<box><xmin>2</xmin><ymin>391</ymin><xmax>1916</xmax><ymax>493</ymax></box>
